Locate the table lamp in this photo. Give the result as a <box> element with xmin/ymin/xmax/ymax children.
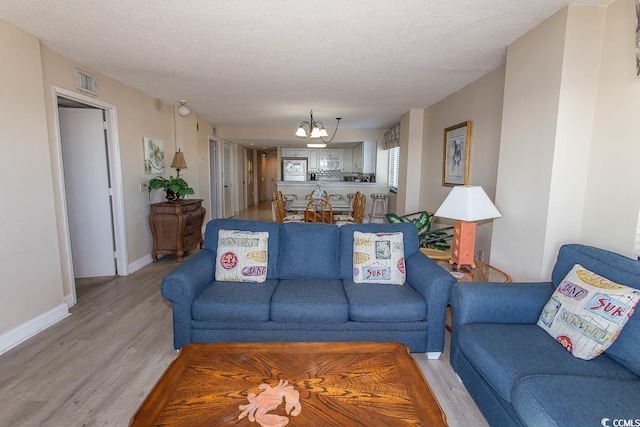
<box><xmin>434</xmin><ymin>185</ymin><xmax>501</xmax><ymax>269</ymax></box>
<box><xmin>170</xmin><ymin>149</ymin><xmax>188</xmax><ymax>177</ymax></box>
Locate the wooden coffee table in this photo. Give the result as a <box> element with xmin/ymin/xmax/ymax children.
<box><xmin>131</xmin><ymin>342</ymin><xmax>447</xmax><ymax>426</ymax></box>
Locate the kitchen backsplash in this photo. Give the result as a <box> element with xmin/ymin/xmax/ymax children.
<box><xmin>308</xmin><ymin>170</ymin><xmax>375</xmax><ymax>182</ymax></box>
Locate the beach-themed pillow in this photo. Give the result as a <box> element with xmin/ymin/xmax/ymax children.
<box><xmin>215</xmin><ymin>229</ymin><xmax>269</xmax><ymax>283</ymax></box>
<box><xmin>353</xmin><ymin>231</ymin><xmax>405</xmax><ymax>285</ymax></box>
<box><xmin>537</xmin><ymin>264</ymin><xmax>640</xmax><ymax>360</ymax></box>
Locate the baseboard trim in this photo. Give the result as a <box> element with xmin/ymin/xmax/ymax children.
<box><xmin>64</xmin><ymin>293</ymin><xmax>76</xmax><ymax>308</ymax></box>
<box><xmin>129</xmin><ymin>254</ymin><xmax>153</xmax><ymax>274</ymax></box>
<box><xmin>0</xmin><ymin>303</ymin><xmax>70</xmax><ymax>356</ymax></box>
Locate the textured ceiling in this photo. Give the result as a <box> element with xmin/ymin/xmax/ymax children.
<box><xmin>0</xmin><ymin>0</ymin><xmax>613</xmax><ymax>131</ymax></box>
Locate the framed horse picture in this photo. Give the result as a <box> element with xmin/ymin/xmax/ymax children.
<box><xmin>442</xmin><ymin>121</ymin><xmax>471</xmax><ymax>186</ymax></box>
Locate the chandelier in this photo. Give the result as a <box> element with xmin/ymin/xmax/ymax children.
<box><xmin>295</xmin><ymin>110</ymin><xmax>342</xmax><ymax>145</ymax></box>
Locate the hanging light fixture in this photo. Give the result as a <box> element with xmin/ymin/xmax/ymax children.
<box><xmin>295</xmin><ymin>110</ymin><xmax>342</xmax><ymax>146</ymax></box>
<box><xmin>177</xmin><ymin>100</ymin><xmax>190</xmax><ymax>117</ymax></box>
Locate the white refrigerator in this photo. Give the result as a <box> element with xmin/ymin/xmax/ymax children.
<box><xmin>282</xmin><ymin>158</ymin><xmax>308</xmax><ymax>181</ymax></box>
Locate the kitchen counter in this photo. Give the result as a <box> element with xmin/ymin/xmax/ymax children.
<box><xmin>277</xmin><ymin>181</ymin><xmax>389</xmax><ymax>205</ymax></box>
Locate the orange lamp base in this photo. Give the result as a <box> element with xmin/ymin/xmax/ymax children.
<box><xmin>449</xmin><ymin>220</ymin><xmax>477</xmax><ymax>269</ymax></box>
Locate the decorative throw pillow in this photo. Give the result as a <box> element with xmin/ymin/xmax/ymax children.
<box><xmin>215</xmin><ymin>229</ymin><xmax>269</xmax><ymax>283</ymax></box>
<box><xmin>353</xmin><ymin>231</ymin><xmax>405</xmax><ymax>285</ymax></box>
<box><xmin>537</xmin><ymin>264</ymin><xmax>640</xmax><ymax>360</ymax></box>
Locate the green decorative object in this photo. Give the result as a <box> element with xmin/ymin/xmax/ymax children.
<box><xmin>386</xmin><ymin>211</ymin><xmax>452</xmax><ymax>251</ymax></box>
<box><xmin>148</xmin><ymin>176</ymin><xmax>195</xmax><ymax>201</ymax></box>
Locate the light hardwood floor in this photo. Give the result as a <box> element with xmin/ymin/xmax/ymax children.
<box><xmin>0</xmin><ymin>204</ymin><xmax>488</xmax><ymax>427</ymax></box>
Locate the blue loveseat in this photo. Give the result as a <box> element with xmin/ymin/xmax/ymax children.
<box><xmin>161</xmin><ymin>219</ymin><xmax>455</xmax><ymax>357</ymax></box>
<box><xmin>450</xmin><ymin>244</ymin><xmax>640</xmax><ymax>426</ymax></box>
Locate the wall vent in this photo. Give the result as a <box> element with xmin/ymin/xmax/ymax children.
<box><xmin>75</xmin><ymin>68</ymin><xmax>97</xmax><ymax>96</ymax></box>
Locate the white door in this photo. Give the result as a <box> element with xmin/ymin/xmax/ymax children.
<box><xmin>59</xmin><ymin>108</ymin><xmax>116</xmax><ymax>278</ymax></box>
<box><xmin>223</xmin><ymin>142</ymin><xmax>234</xmax><ymax>218</ymax></box>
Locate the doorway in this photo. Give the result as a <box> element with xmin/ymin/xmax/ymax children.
<box><xmin>58</xmin><ymin>106</ymin><xmax>116</xmax><ymax>278</ymax></box>
<box><xmin>52</xmin><ymin>86</ymin><xmax>127</xmax><ymax>306</ymax></box>
<box><xmin>223</xmin><ymin>142</ymin><xmax>234</xmax><ymax>218</ymax></box>
<box><xmin>209</xmin><ymin>137</ymin><xmax>222</xmax><ymax>219</ymax></box>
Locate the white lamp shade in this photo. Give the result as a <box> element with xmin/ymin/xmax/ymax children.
<box><xmin>295</xmin><ymin>127</ymin><xmax>307</xmax><ymax>137</ymax></box>
<box><xmin>310</xmin><ymin>127</ymin><xmax>321</xmax><ymax>138</ymax></box>
<box><xmin>434</xmin><ymin>186</ymin><xmax>501</xmax><ymax>221</ymax></box>
<box><xmin>319</xmin><ymin>128</ymin><xmax>329</xmax><ymax>137</ymax></box>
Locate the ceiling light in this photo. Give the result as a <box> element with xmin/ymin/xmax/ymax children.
<box><xmin>307</xmin><ymin>143</ymin><xmax>327</xmax><ymax>148</ymax></box>
<box><xmin>295</xmin><ymin>109</ymin><xmax>341</xmax><ymax>143</ymax></box>
<box><xmin>177</xmin><ymin>100</ymin><xmax>190</xmax><ymax>117</ymax></box>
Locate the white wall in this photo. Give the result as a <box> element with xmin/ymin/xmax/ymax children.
<box><xmin>491</xmin><ymin>1</ymin><xmax>640</xmax><ymax>281</ymax></box>
<box><xmin>421</xmin><ymin>66</ymin><xmax>505</xmax><ymax>260</ymax></box>
<box><xmin>396</xmin><ymin>109</ymin><xmax>424</xmax><ymax>216</ymax></box>
<box><xmin>580</xmin><ymin>0</ymin><xmax>640</xmax><ymax>254</ymax></box>
<box><xmin>0</xmin><ymin>21</ymin><xmax>67</xmax><ymax>344</ymax></box>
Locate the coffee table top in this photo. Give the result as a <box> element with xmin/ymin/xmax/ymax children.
<box><xmin>131</xmin><ymin>342</ymin><xmax>447</xmax><ymax>426</ymax></box>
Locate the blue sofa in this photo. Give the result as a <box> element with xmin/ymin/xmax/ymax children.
<box><xmin>450</xmin><ymin>244</ymin><xmax>640</xmax><ymax>426</ymax></box>
<box><xmin>161</xmin><ymin>219</ymin><xmax>455</xmax><ymax>357</ymax></box>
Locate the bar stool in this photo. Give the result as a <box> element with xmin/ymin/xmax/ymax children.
<box><xmin>368</xmin><ymin>193</ymin><xmax>388</xmax><ymax>223</ymax></box>
<box><xmin>347</xmin><ymin>193</ymin><xmax>357</xmax><ymax>209</ymax></box>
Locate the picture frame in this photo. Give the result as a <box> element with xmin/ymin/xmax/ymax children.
<box><xmin>442</xmin><ymin>121</ymin><xmax>471</xmax><ymax>186</ymax></box>
<box><xmin>143</xmin><ymin>137</ymin><xmax>165</xmax><ymax>174</ymax></box>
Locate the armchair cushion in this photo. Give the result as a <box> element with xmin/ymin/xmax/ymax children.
<box><xmin>458</xmin><ymin>323</ymin><xmax>637</xmax><ymax>403</ymax></box>
<box><xmin>512</xmin><ymin>375</ymin><xmax>640</xmax><ymax>427</ymax></box>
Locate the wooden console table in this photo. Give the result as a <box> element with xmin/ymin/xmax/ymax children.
<box><xmin>149</xmin><ymin>199</ymin><xmax>205</xmax><ymax>262</ymax></box>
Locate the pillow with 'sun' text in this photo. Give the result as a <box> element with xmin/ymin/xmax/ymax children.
<box><xmin>353</xmin><ymin>231</ymin><xmax>405</xmax><ymax>285</ymax></box>
<box><xmin>215</xmin><ymin>229</ymin><xmax>268</xmax><ymax>283</ymax></box>
<box><xmin>537</xmin><ymin>264</ymin><xmax>640</xmax><ymax>360</ymax></box>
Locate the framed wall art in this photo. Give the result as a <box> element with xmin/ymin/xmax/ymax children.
<box><xmin>144</xmin><ymin>137</ymin><xmax>165</xmax><ymax>174</ymax></box>
<box><xmin>442</xmin><ymin>121</ymin><xmax>471</xmax><ymax>186</ymax></box>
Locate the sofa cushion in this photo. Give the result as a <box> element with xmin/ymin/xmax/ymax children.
<box><xmin>271</xmin><ymin>279</ymin><xmax>348</xmax><ymax>323</ymax></box>
<box><xmin>538</xmin><ymin>264</ymin><xmax>640</xmax><ymax>360</ymax></box>
<box><xmin>551</xmin><ymin>244</ymin><xmax>640</xmax><ymax>375</ymax></box>
<box><xmin>215</xmin><ymin>229</ymin><xmax>269</xmax><ymax>282</ymax></box>
<box><xmin>338</xmin><ymin>223</ymin><xmax>420</xmax><ymax>280</ymax></box>
<box><xmin>458</xmin><ymin>323</ymin><xmax>638</xmax><ymax>403</ymax></box>
<box><xmin>204</xmin><ymin>219</ymin><xmax>281</xmax><ymax>279</ymax></box>
<box><xmin>352</xmin><ymin>231</ymin><xmax>406</xmax><ymax>285</ymax></box>
<box><xmin>192</xmin><ymin>279</ymin><xmax>278</xmax><ymax>322</ymax></box>
<box><xmin>278</xmin><ymin>222</ymin><xmax>339</xmax><ymax>279</ymax></box>
<box><xmin>512</xmin><ymin>375</ymin><xmax>640</xmax><ymax>427</ymax></box>
<box><xmin>343</xmin><ymin>279</ymin><xmax>426</xmax><ymax>322</ymax></box>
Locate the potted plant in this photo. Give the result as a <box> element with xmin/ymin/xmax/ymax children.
<box><xmin>148</xmin><ymin>176</ymin><xmax>194</xmax><ymax>201</ymax></box>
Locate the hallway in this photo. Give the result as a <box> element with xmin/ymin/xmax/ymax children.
<box><xmin>232</xmin><ymin>201</ymin><xmax>273</xmax><ymax>222</ymax></box>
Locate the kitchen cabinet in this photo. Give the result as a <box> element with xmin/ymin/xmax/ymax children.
<box><xmin>362</xmin><ymin>141</ymin><xmax>377</xmax><ymax>173</ymax></box>
<box><xmin>282</xmin><ymin>148</ymin><xmax>308</xmax><ymax>158</ymax></box>
<box><xmin>342</xmin><ymin>148</ymin><xmax>353</xmax><ymax>171</ymax></box>
<box><xmin>308</xmin><ymin>149</ymin><xmax>319</xmax><ymax>171</ymax></box>
<box><xmin>352</xmin><ymin>143</ymin><xmax>363</xmax><ymax>171</ymax></box>
<box><xmin>318</xmin><ymin>149</ymin><xmax>342</xmax><ymax>171</ymax></box>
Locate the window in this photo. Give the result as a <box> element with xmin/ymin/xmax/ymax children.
<box><xmin>388</xmin><ymin>146</ymin><xmax>399</xmax><ymax>191</ymax></box>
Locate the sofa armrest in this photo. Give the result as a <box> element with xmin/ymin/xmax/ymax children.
<box><xmin>405</xmin><ymin>252</ymin><xmax>456</xmax><ymax>354</ymax></box>
<box><xmin>450</xmin><ymin>281</ymin><xmax>555</xmax><ymax>327</ymax></box>
<box><xmin>161</xmin><ymin>249</ymin><xmax>216</xmax><ymax>349</ymax></box>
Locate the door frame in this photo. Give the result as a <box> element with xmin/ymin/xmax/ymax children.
<box><xmin>51</xmin><ymin>86</ymin><xmax>128</xmax><ymax>306</ymax></box>
<box><xmin>209</xmin><ymin>137</ymin><xmax>223</xmax><ymax>219</ymax></box>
